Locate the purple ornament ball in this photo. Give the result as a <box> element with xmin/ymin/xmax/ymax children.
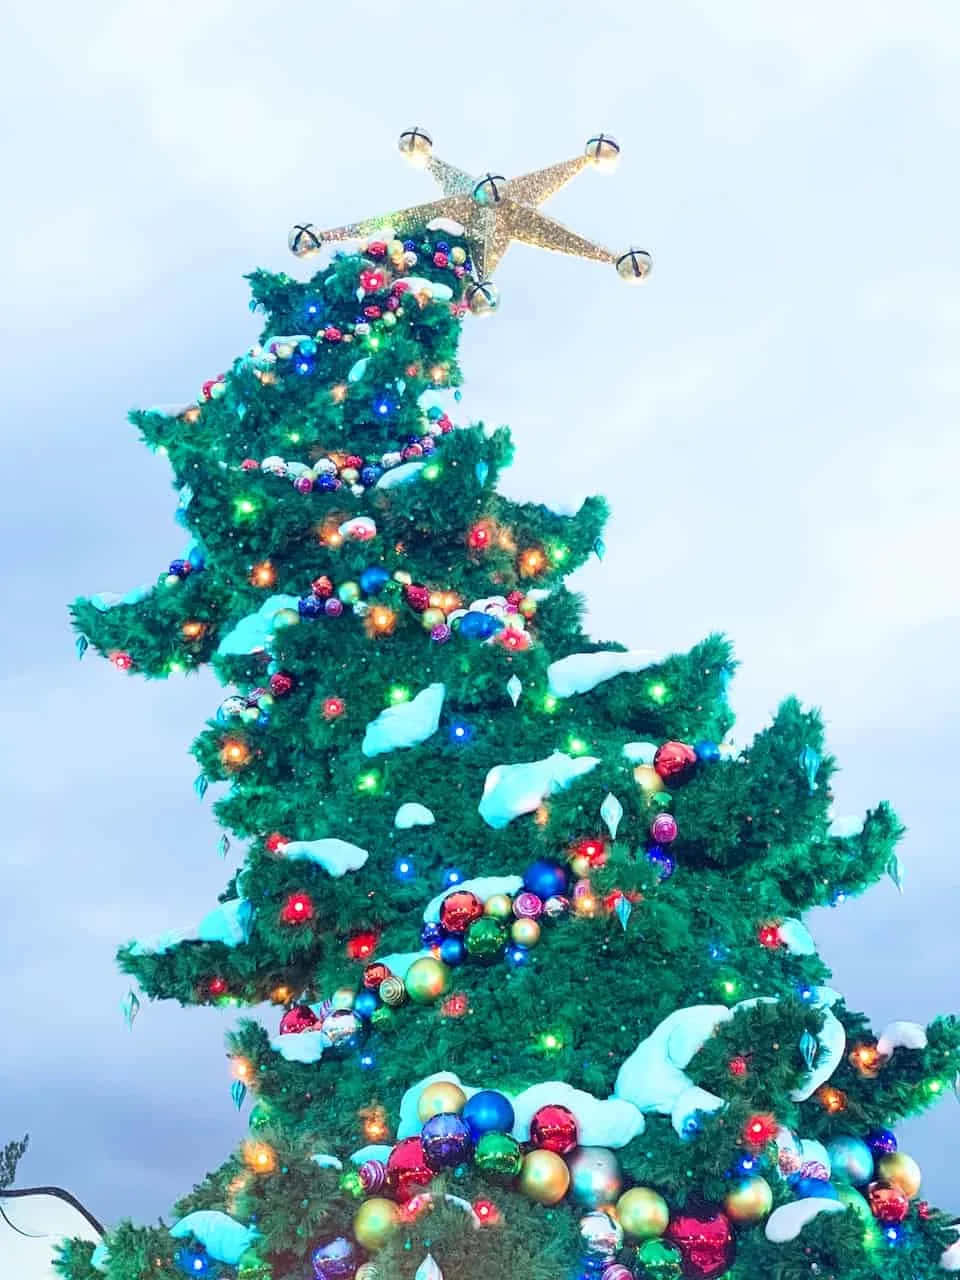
<box><xmin>650</xmin><ymin>813</ymin><xmax>678</xmax><ymax>844</ymax></box>
<box><xmin>324</xmin><ymin>597</ymin><xmax>344</xmax><ymax>617</ymax></box>
<box><xmin>421</xmin><ymin>1111</ymin><xmax>474</xmax><ymax>1170</ymax></box>
<box><xmin>311</xmin><ymin>1236</ymin><xmax>356</xmax><ymax>1280</ymax></box>
<box><xmin>358</xmin><ymin>1158</ymin><xmax>386</xmax><ymax>1193</ymax></box>
<box><xmin>865</xmin><ymin>1128</ymin><xmax>898</xmax><ymax>1156</ymax></box>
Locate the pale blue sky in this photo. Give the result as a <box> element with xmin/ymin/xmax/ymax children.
<box><xmin>2</xmin><ymin>0</ymin><xmax>959</xmax><ymax>1225</ymax></box>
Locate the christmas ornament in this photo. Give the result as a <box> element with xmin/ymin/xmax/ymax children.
<box><xmin>353</xmin><ymin>1197</ymin><xmax>401</xmax><ymax>1249</ymax></box>
<box><xmin>439</xmin><ymin>936</ymin><xmax>466</xmax><ymax>966</ymax></box>
<box><xmin>867</xmin><ymin>1180</ymin><xmax>910</xmax><ymax>1223</ymax></box>
<box><xmin>355</xmin><ymin>1267</ymin><xmax>378</xmax><ymax>1280</ymax></box>
<box><xmin>440</xmin><ymin>890</ymin><xmax>484</xmax><ymax>933</ymax></box>
<box><xmin>513</xmin><ymin>890</ymin><xmax>544</xmax><ymax>918</ymax></box>
<box><xmin>865</xmin><ymin>1128</ymin><xmax>897</xmax><ymax>1156</ymax></box>
<box><xmin>566</xmin><ymin>1146</ymin><xmax>623</xmax><ymax>1208</ymax></box>
<box><xmin>359</xmin><ymin>1159</ymin><xmax>387</xmax><ymax>1193</ymax></box>
<box><xmin>792</xmin><ymin>1177</ymin><xmax>837</xmax><ymax>1199</ymax></box>
<box><xmin>484</xmin><ymin>893</ymin><xmax>513</xmax><ymax>919</ymax></box>
<box><xmin>635</xmin><ymin>1239</ymin><xmax>683</xmax><ymax>1279</ymax></box>
<box><xmin>650</xmin><ymin>813</ymin><xmax>678</xmax><ymax>844</ymax></box>
<box><xmin>379</xmin><ymin>976</ymin><xmax>406</xmax><ymax>1006</ymax></box>
<box><xmin>530</xmin><ymin>1104</ymin><xmax>579</xmax><ymax>1155</ymax></box>
<box><xmin>311</xmin><ymin>1237</ymin><xmax>356</xmax><ymax>1280</ymax></box>
<box><xmin>825</xmin><ymin>1136</ymin><xmax>874</xmax><ymax>1186</ymax></box>
<box><xmin>405</xmin><ymin>956</ymin><xmax>451</xmax><ymax>1003</ymax></box>
<box><xmin>616</xmin><ymin>1186</ymin><xmax>670</xmax><ymax>1239</ymax></box>
<box><xmin>523</xmin><ymin>859</ymin><xmax>569</xmax><ymax>900</ymax></box>
<box><xmin>294</xmin><ymin>131</ymin><xmax>648</xmax><ymax>284</ymax></box>
<box><xmin>722</xmin><ymin>1176</ymin><xmax>772</xmax><ymax>1224</ymax></box>
<box><xmin>320</xmin><ymin>1009</ymin><xmax>359</xmax><ymax>1048</ymax></box>
<box><xmin>421</xmin><ymin>1112</ymin><xmax>473</xmax><ymax>1170</ymax></box>
<box><xmin>876</xmin><ymin>1152</ymin><xmax>922</xmax><ymax>1198</ymax></box>
<box><xmin>634</xmin><ymin>764</ymin><xmax>666</xmax><ymax>794</ymax></box>
<box><xmin>474</xmin><ymin>1131</ymin><xmax>523</xmax><ymax>1178</ymax></box>
<box><xmin>511</xmin><ymin>917</ymin><xmax>541</xmax><ymax>947</ymax></box>
<box><xmin>278</xmin><ymin>1004</ymin><xmax>318</xmax><ymax>1035</ymax></box>
<box><xmin>653</xmin><ymin>741</ymin><xmax>697</xmax><ymax>781</ymax></box>
<box><xmin>663</xmin><ymin>1205</ymin><xmax>735</xmax><ymax>1280</ymax></box>
<box><xmin>386</xmin><ymin>1137</ymin><xmax>434</xmax><ymax>1203</ymax></box>
<box><xmin>601</xmin><ymin>1268</ymin><xmax>633</xmax><ymax>1280</ymax></box>
<box><xmin>465</xmin><ymin>916</ymin><xmax>507</xmax><ymax>960</ymax></box>
<box><xmin>466</xmin><ymin>280</ymin><xmax>499</xmax><ymax>315</ymax></box>
<box><xmin>580</xmin><ymin>1209</ymin><xmax>624</xmax><ymax>1256</ymax></box>
<box><xmin>463</xmin><ymin>1090</ymin><xmax>515</xmax><ymax>1137</ymax></box>
<box><xmin>418</xmin><ymin>1081</ymin><xmax>468</xmax><ymax>1122</ymax></box>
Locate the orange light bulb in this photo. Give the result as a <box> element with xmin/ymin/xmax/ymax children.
<box><xmin>249</xmin><ymin>561</ymin><xmax>276</xmax><ymax>588</ymax></box>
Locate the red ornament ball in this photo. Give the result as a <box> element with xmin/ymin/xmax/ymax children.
<box><xmin>757</xmin><ymin>924</ymin><xmax>781</xmax><ymax>949</ymax></box>
<box><xmin>440</xmin><ymin>891</ymin><xmax>484</xmax><ymax>934</ymax></box>
<box><xmin>279</xmin><ymin>1004</ymin><xmax>318</xmax><ymax>1035</ymax></box>
<box><xmin>312</xmin><ymin>576</ymin><xmax>334</xmax><ymax>598</ymax></box>
<box><xmin>241</xmin><ymin>458</ymin><xmax>259</xmax><ymax>471</ymax></box>
<box><xmin>359</xmin><ymin>268</ymin><xmax>385</xmax><ymax>293</ymax></box>
<box><xmin>323</xmin><ymin>326</ymin><xmax>342</xmax><ymax>342</ymax></box>
<box><xmin>728</xmin><ymin>1056</ymin><xmax>748</xmax><ymax>1077</ymax></box>
<box><xmin>867</xmin><ymin>1180</ymin><xmax>910</xmax><ymax>1224</ymax></box>
<box><xmin>654</xmin><ymin>741</ymin><xmax>698</xmax><ymax>781</ymax></box>
<box><xmin>269</xmin><ymin>672</ymin><xmax>295</xmax><ymax>697</ymax></box>
<box><xmin>529</xmin><ymin>1104</ymin><xmax>579</xmax><ymax>1155</ymax></box>
<box><xmin>664</xmin><ymin>1205</ymin><xmax>735</xmax><ymax>1279</ymax></box>
<box><xmin>207</xmin><ymin>976</ymin><xmax>228</xmax><ymax>997</ymax></box>
<box><xmin>280</xmin><ymin>892</ymin><xmax>314</xmax><ymax>924</ymax></box>
<box><xmin>405</xmin><ymin>583</ymin><xmax>432</xmax><ymax>612</ymax></box>
<box><xmin>363</xmin><ymin>962</ymin><xmax>392</xmax><ymax>990</ymax></box>
<box><xmin>386</xmin><ymin>1137</ymin><xmax>434</xmax><ymax>1203</ymax></box>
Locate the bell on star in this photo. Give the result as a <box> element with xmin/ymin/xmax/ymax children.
<box><xmin>473</xmin><ymin>173</ymin><xmax>507</xmax><ymax>205</ymax></box>
<box><xmin>585</xmin><ymin>133</ymin><xmax>621</xmax><ymax>169</ymax></box>
<box><xmin>616</xmin><ymin>246</ymin><xmax>652</xmax><ymax>283</ymax></box>
<box><xmin>398</xmin><ymin>126</ymin><xmax>433</xmax><ymax>165</ymax></box>
<box><xmin>466</xmin><ymin>280</ymin><xmax>500</xmax><ymax>315</ymax></box>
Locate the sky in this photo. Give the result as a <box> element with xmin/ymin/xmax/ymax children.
<box><xmin>2</xmin><ymin>0</ymin><xmax>960</xmax><ymax>1230</ymax></box>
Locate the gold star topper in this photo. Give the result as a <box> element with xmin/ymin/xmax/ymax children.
<box><xmin>289</xmin><ymin>128</ymin><xmax>651</xmax><ymax>312</ymax></box>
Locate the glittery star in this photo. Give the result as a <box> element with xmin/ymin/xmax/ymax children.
<box><xmin>289</xmin><ymin>129</ymin><xmax>648</xmax><ymax>285</ymax></box>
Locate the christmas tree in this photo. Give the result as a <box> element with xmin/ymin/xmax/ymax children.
<box><xmin>60</xmin><ymin>130</ymin><xmax>960</xmax><ymax>1280</ymax></box>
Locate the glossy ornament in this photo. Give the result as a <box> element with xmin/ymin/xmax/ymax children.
<box><xmin>650</xmin><ymin>813</ymin><xmax>678</xmax><ymax>844</ymax></box>
<box><xmin>523</xmin><ymin>859</ymin><xmax>569</xmax><ymax>900</ymax></box>
<box><xmin>634</xmin><ymin>764</ymin><xmax>666</xmax><ymax>794</ymax></box>
<box><xmin>439</xmin><ymin>936</ymin><xmax>467</xmax><ymax>966</ymax></box>
<box><xmin>405</xmin><ymin>956</ymin><xmax>451</xmax><ymax>1004</ymax></box>
<box><xmin>580</xmin><ymin>1209</ymin><xmax>624</xmax><ymax>1256</ymax></box>
<box><xmin>722</xmin><ymin>1176</ymin><xmax>772</xmax><ymax>1225</ymax></box>
<box><xmin>378</xmin><ymin>976</ymin><xmax>406</xmax><ymax>1006</ymax></box>
<box><xmin>279</xmin><ymin>1004</ymin><xmax>318</xmax><ymax>1035</ymax></box>
<box><xmin>663</xmin><ymin>1205</ymin><xmax>735</xmax><ymax>1279</ymax></box>
<box><xmin>529</xmin><ymin>1104</ymin><xmax>579</xmax><ymax>1155</ymax></box>
<box><xmin>358</xmin><ymin>1159</ymin><xmax>387</xmax><ymax>1193</ymax></box>
<box><xmin>616</xmin><ymin>246</ymin><xmax>653</xmax><ymax>283</ymax></box>
<box><xmin>353</xmin><ymin>1197</ymin><xmax>401</xmax><ymax>1249</ymax></box>
<box><xmin>826</xmin><ymin>1136</ymin><xmax>874</xmax><ymax>1186</ymax></box>
<box><xmin>463</xmin><ymin>1090</ymin><xmax>515</xmax><ymax>1137</ymax></box>
<box><xmin>511</xmin><ymin>917</ymin><xmax>541</xmax><ymax>947</ymax></box>
<box><xmin>792</xmin><ymin>1177</ymin><xmax>837</xmax><ymax>1199</ymax></box>
<box><xmin>616</xmin><ymin>1186</ymin><xmax>670</xmax><ymax>1239</ymax></box>
<box><xmin>465</xmin><ymin>915</ymin><xmax>507</xmax><ymax>961</ymax></box>
<box><xmin>320</xmin><ymin>1009</ymin><xmax>359</xmax><ymax>1049</ymax></box>
<box><xmin>466</xmin><ymin>280</ymin><xmax>499</xmax><ymax>315</ymax></box>
<box><xmin>876</xmin><ymin>1152</ymin><xmax>921</xmax><ymax>1198</ymax></box>
<box><xmin>865</xmin><ymin>1128</ymin><xmax>897</xmax><ymax>1156</ymax></box>
<box><xmin>421</xmin><ymin>1112</ymin><xmax>473</xmax><ymax>1170</ymax></box>
<box><xmin>417</xmin><ymin>1081</ymin><xmax>468</xmax><ymax>1122</ymax></box>
<box><xmin>653</xmin><ymin>741</ymin><xmax>698</xmax><ymax>781</ymax></box>
<box><xmin>635</xmin><ymin>1239</ymin><xmax>684</xmax><ymax>1279</ymax></box>
<box><xmin>601</xmin><ymin>1267</ymin><xmax>633</xmax><ymax>1280</ymax></box>
<box><xmin>566</xmin><ymin>1146</ymin><xmax>623</xmax><ymax>1208</ymax></box>
<box><xmin>513</xmin><ymin>891</ymin><xmax>543</xmax><ymax>918</ymax></box>
<box><xmin>474</xmin><ymin>1131</ymin><xmax>523</xmax><ymax>1179</ymax></box>
<box><xmin>867</xmin><ymin>1180</ymin><xmax>910</xmax><ymax>1223</ymax></box>
<box><xmin>386</xmin><ymin>1137</ymin><xmax>434</xmax><ymax>1203</ymax></box>
<box><xmin>440</xmin><ymin>890</ymin><xmax>484</xmax><ymax>933</ymax></box>
<box><xmin>398</xmin><ymin>126</ymin><xmax>433</xmax><ymax>164</ymax></box>
<box><xmin>517</xmin><ymin>1149</ymin><xmax>569</xmax><ymax>1204</ymax></box>
<box><xmin>484</xmin><ymin>893</ymin><xmax>513</xmax><ymax>920</ymax></box>
<box><xmin>311</xmin><ymin>1237</ymin><xmax>355</xmax><ymax>1280</ymax></box>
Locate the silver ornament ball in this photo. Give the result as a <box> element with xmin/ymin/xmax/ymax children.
<box><xmin>585</xmin><ymin>133</ymin><xmax>621</xmax><ymax>169</ymax></box>
<box><xmin>580</xmin><ymin>1210</ymin><xmax>624</xmax><ymax>1257</ymax></box>
<box><xmin>616</xmin><ymin>247</ymin><xmax>652</xmax><ymax>283</ymax></box>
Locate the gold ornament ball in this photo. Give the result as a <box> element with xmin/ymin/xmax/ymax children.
<box><xmin>585</xmin><ymin>133</ymin><xmax>621</xmax><ymax>169</ymax></box>
<box><xmin>398</xmin><ymin>126</ymin><xmax>433</xmax><ymax>166</ymax></box>
<box><xmin>421</xmin><ymin>607</ymin><xmax>446</xmax><ymax>630</ymax></box>
<box><xmin>723</xmin><ymin>1175</ymin><xmax>773</xmax><ymax>1224</ymax></box>
<box><xmin>633</xmin><ymin>765</ymin><xmax>665</xmax><ymax>794</ymax></box>
<box><xmin>417</xmin><ymin>1081</ymin><xmax>468</xmax><ymax>1123</ymax></box>
<box><xmin>511</xmin><ymin>917</ymin><xmax>541</xmax><ymax>947</ymax></box>
<box><xmin>616</xmin><ymin>247</ymin><xmax>652</xmax><ymax>284</ymax></box>
<box><xmin>353</xmin><ymin>1197</ymin><xmax>401</xmax><ymax>1250</ymax></box>
<box><xmin>569</xmin><ymin>854</ymin><xmax>592</xmax><ymax>877</ymax></box>
<box><xmin>519</xmin><ymin>1149</ymin><xmax>571</xmax><ymax>1205</ymax></box>
<box><xmin>466</xmin><ymin>280</ymin><xmax>500</xmax><ymax>316</ymax></box>
<box><xmin>877</xmin><ymin>1152</ymin><xmax>922</xmax><ymax>1199</ymax></box>
<box><xmin>405</xmin><ymin>956</ymin><xmax>451</xmax><ymax>1004</ymax></box>
<box><xmin>484</xmin><ymin>894</ymin><xmax>513</xmax><ymax>920</ymax></box>
<box><xmin>616</xmin><ymin>1186</ymin><xmax>670</xmax><ymax>1239</ymax></box>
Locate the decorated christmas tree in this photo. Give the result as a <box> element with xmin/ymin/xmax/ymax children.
<box><xmin>60</xmin><ymin>130</ymin><xmax>960</xmax><ymax>1280</ymax></box>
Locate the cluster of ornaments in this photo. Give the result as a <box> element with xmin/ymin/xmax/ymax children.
<box><xmin>237</xmin><ymin>410</ymin><xmax>452</xmax><ymax>498</ymax></box>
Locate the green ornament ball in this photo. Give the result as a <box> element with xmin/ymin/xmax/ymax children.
<box><xmin>338</xmin><ymin>580</ymin><xmax>361</xmax><ymax>604</ymax></box>
<box><xmin>370</xmin><ymin>1004</ymin><xmax>394</xmax><ymax>1029</ymax></box>
<box><xmin>465</xmin><ymin>916</ymin><xmax>507</xmax><ymax>962</ymax></box>
<box><xmin>340</xmin><ymin>1170</ymin><xmax>364</xmax><ymax>1198</ymax></box>
<box><xmin>405</xmin><ymin>956</ymin><xmax>451</xmax><ymax>1004</ymax></box>
<box><xmin>248</xmin><ymin>1104</ymin><xmax>271</xmax><ymax>1132</ymax></box>
<box><xmin>474</xmin><ymin>1131</ymin><xmax>523</xmax><ymax>1179</ymax></box>
<box><xmin>635</xmin><ymin>1237</ymin><xmax>683</xmax><ymax>1279</ymax></box>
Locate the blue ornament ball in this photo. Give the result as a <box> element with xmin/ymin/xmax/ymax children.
<box><xmin>168</xmin><ymin>559</ymin><xmax>190</xmax><ymax>579</ymax></box>
<box><xmin>421</xmin><ymin>1111</ymin><xmax>473</xmax><ymax>1170</ymax></box>
<box><xmin>298</xmin><ymin>595</ymin><xmax>325</xmax><ymax>619</ymax></box>
<box><xmin>458</xmin><ymin>610</ymin><xmax>504</xmax><ymax>640</ymax></box>
<box><xmin>646</xmin><ymin>846</ymin><xmax>676</xmax><ymax>881</ymax></box>
<box><xmin>826</xmin><ymin>1136</ymin><xmax>874</xmax><ymax>1186</ymax></box>
<box><xmin>462</xmin><ymin>1089</ymin><xmax>515</xmax><ymax>1139</ymax></box>
<box><xmin>316</xmin><ymin>472</ymin><xmax>340</xmax><ymax>492</ymax></box>
<box><xmin>311</xmin><ymin>1236</ymin><xmax>356</xmax><ymax>1279</ymax></box>
<box><xmin>360</xmin><ymin>566</ymin><xmax>390</xmax><ymax>595</ymax></box>
<box><xmin>421</xmin><ymin>922</ymin><xmax>445</xmax><ymax>947</ymax></box>
<box><xmin>187</xmin><ymin>545</ymin><xmax>206</xmax><ymax>570</ymax></box>
<box><xmin>523</xmin><ymin>859</ymin><xmax>570</xmax><ymax>901</ymax></box>
<box><xmin>175</xmin><ymin>1247</ymin><xmax>210</xmax><ymax>1276</ymax></box>
<box><xmin>353</xmin><ymin>990</ymin><xmax>379</xmax><ymax>1020</ymax></box>
<box><xmin>694</xmin><ymin>740</ymin><xmax>720</xmax><ymax>763</ymax></box>
<box><xmin>440</xmin><ymin>936</ymin><xmax>467</xmax><ymax>966</ymax></box>
<box><xmin>360</xmin><ymin>465</ymin><xmax>382</xmax><ymax>487</ymax></box>
<box><xmin>792</xmin><ymin>1177</ymin><xmax>839</xmax><ymax>1200</ymax></box>
<box><xmin>865</xmin><ymin>1128</ymin><xmax>898</xmax><ymax>1156</ymax></box>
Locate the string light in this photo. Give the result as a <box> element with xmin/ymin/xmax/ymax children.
<box><xmin>473</xmin><ymin>1199</ymin><xmax>499</xmax><ymax>1225</ymax></box>
<box><xmin>817</xmin><ymin>1085</ymin><xmax>847</xmax><ymax>1114</ymax></box>
<box><xmin>234</xmin><ymin>497</ymin><xmax>257</xmax><ymax>520</ymax></box>
<box><xmin>110</xmin><ymin>651</ymin><xmax>134</xmax><ymax>672</ymax></box>
<box><xmin>322</xmin><ymin>696</ymin><xmax>346</xmax><ymax>720</ymax></box>
<box><xmin>330</xmin><ymin>384</ymin><xmax>348</xmax><ymax>403</ymax></box>
<box><xmin>443</xmin><ymin>868</ymin><xmax>463</xmax><ymax>887</ymax></box>
<box><xmin>360</xmin><ymin>1105</ymin><xmax>390</xmax><ymax>1142</ymax></box>
<box><xmin>849</xmin><ymin>1043</ymin><xmax>881</xmax><ymax>1077</ymax></box>
<box><xmin>280</xmin><ymin>892</ymin><xmax>314</xmax><ymax>924</ymax></box>
<box><xmin>249</xmin><ymin>561</ymin><xmax>276</xmax><ymax>588</ymax></box>
<box><xmin>220</xmin><ymin>739</ymin><xmax>251</xmax><ymax>769</ymax></box>
<box><xmin>270</xmin><ymin>985</ymin><xmax>292</xmax><ymax>1004</ymax></box>
<box><xmin>207</xmin><ymin>977</ymin><xmax>228</xmax><ymax>997</ymax></box>
<box><xmin>346</xmin><ymin>932</ymin><xmax>379</xmax><ymax>960</ymax></box>
<box><xmin>243</xmin><ymin>1141</ymin><xmax>277</xmax><ymax>1174</ymax></box>
<box><xmin>181</xmin><ymin>620</ymin><xmax>206</xmax><ymax>640</ymax></box>
<box><xmin>542</xmin><ymin>693</ymin><xmax>558</xmax><ymax>713</ymax></box>
<box><xmin>356</xmin><ymin>770</ymin><xmax>381</xmax><ymax>794</ymax></box>
<box><xmin>519</xmin><ymin>547</ymin><xmax>546</xmax><ymax>576</ymax></box>
<box><xmin>648</xmin><ymin>681</ymin><xmax>668</xmax><ymax>703</ymax></box>
<box><xmin>567</xmin><ymin>735</ymin><xmax>588</xmax><ymax>755</ymax></box>
<box><xmin>539</xmin><ymin>1031</ymin><xmax>563</xmax><ymax>1053</ymax></box>
<box><xmin>757</xmin><ymin>924</ymin><xmax>781</xmax><ymax>949</ymax></box>
<box><xmin>232</xmin><ymin>1057</ymin><xmax>253</xmax><ymax>1082</ymax></box>
<box><xmin>394</xmin><ymin>857</ymin><xmax>415</xmax><ymax>881</ymax></box>
<box><xmin>468</xmin><ymin>522</ymin><xmax>492</xmax><ymax>550</ymax></box>
<box><xmin>441</xmin><ymin>993</ymin><xmax>469</xmax><ymax>1017</ymax></box>
<box><xmin>367</xmin><ymin>605</ymin><xmax>396</xmax><ymax>636</ymax></box>
<box><xmin>449</xmin><ymin>720</ymin><xmax>474</xmax><ymax>744</ymax></box>
<box><xmin>423</xmin><ymin>462</ymin><xmax>440</xmax><ymax>480</ymax></box>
